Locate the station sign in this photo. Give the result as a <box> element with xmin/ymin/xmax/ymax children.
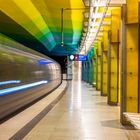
<box><xmin>78</xmin><ymin>54</ymin><xmax>87</xmax><ymax>61</ymax></box>
<box><xmin>69</xmin><ymin>54</ymin><xmax>87</xmax><ymax>61</ymax></box>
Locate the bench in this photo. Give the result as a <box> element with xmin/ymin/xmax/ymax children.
<box><xmin>123</xmin><ymin>112</ymin><xmax>140</xmax><ymax>129</ymax></box>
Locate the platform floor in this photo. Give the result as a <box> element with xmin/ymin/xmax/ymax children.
<box><xmin>23</xmin><ymin>62</ymin><xmax>140</xmax><ymax>140</ymax></box>
<box><xmin>24</xmin><ymin>79</ymin><xmax>132</xmax><ymax>140</ymax></box>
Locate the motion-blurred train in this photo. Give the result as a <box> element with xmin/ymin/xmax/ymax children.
<box><xmin>0</xmin><ymin>35</ymin><xmax>62</xmax><ymax>120</ymax></box>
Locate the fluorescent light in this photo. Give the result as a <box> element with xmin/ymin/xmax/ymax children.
<box><xmin>80</xmin><ymin>0</ymin><xmax>111</xmax><ymax>54</ymax></box>
<box><xmin>84</xmin><ymin>28</ymin><xmax>88</xmax><ymax>32</ymax></box>
<box><xmin>94</xmin><ymin>41</ymin><xmax>98</xmax><ymax>43</ymax></box>
<box><xmin>105</xmin><ymin>12</ymin><xmax>111</xmax><ymax>17</ymax></box>
<box><xmin>82</xmin><ymin>37</ymin><xmax>85</xmax><ymax>40</ymax></box>
<box><xmin>90</xmin><ymin>12</ymin><xmax>111</xmax><ymax>19</ymax></box>
<box><xmin>89</xmin><ymin>28</ymin><xmax>97</xmax><ymax>33</ymax></box>
<box><xmin>83</xmin><ymin>33</ymin><xmax>86</xmax><ymax>36</ymax></box>
<box><xmin>89</xmin><ymin>21</ymin><xmax>111</xmax><ymax>27</ymax></box>
<box><xmin>102</xmin><ymin>21</ymin><xmax>111</xmax><ymax>25</ymax></box>
<box><xmin>98</xmin><ymin>32</ymin><xmax>103</xmax><ymax>36</ymax></box>
<box><xmin>84</xmin><ymin>12</ymin><xmax>89</xmax><ymax>18</ymax></box>
<box><xmin>94</xmin><ymin>1</ymin><xmax>107</xmax><ymax>7</ymax></box>
<box><xmin>84</xmin><ymin>22</ymin><xmax>88</xmax><ymax>26</ymax></box>
<box><xmin>99</xmin><ymin>27</ymin><xmax>104</xmax><ymax>31</ymax></box>
<box><xmin>90</xmin><ymin>13</ymin><xmax>103</xmax><ymax>18</ymax></box>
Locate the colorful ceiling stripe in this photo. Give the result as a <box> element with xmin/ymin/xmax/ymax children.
<box><xmin>0</xmin><ymin>0</ymin><xmax>86</xmax><ymax>55</ymax></box>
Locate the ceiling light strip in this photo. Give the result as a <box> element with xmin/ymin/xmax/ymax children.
<box><xmin>80</xmin><ymin>0</ymin><xmax>111</xmax><ymax>54</ymax></box>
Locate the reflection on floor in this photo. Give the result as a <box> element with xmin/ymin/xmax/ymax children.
<box><xmin>22</xmin><ymin>80</ymin><xmax>135</xmax><ymax>140</ymax></box>
<box><xmin>24</xmin><ymin>62</ymin><xmax>139</xmax><ymax>140</ymax></box>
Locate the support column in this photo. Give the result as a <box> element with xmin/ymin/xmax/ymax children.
<box><xmin>121</xmin><ymin>0</ymin><xmax>140</xmax><ymax>124</ymax></box>
<box><xmin>108</xmin><ymin>8</ymin><xmax>121</xmax><ymax>105</ymax></box>
<box><xmin>84</xmin><ymin>62</ymin><xmax>86</xmax><ymax>81</ymax></box>
<box><xmin>96</xmin><ymin>41</ymin><xmax>102</xmax><ymax>90</ymax></box>
<box><xmin>93</xmin><ymin>57</ymin><xmax>96</xmax><ymax>86</ymax></box>
<box><xmin>86</xmin><ymin>61</ymin><xmax>90</xmax><ymax>83</ymax></box>
<box><xmin>85</xmin><ymin>62</ymin><xmax>88</xmax><ymax>82</ymax></box>
<box><xmin>90</xmin><ymin>59</ymin><xmax>93</xmax><ymax>85</ymax></box>
<box><xmin>101</xmin><ymin>30</ymin><xmax>110</xmax><ymax>96</ymax></box>
<box><xmin>82</xmin><ymin>61</ymin><xmax>85</xmax><ymax>81</ymax></box>
<box><xmin>93</xmin><ymin>44</ymin><xmax>97</xmax><ymax>87</ymax></box>
<box><xmin>101</xmin><ymin>49</ymin><xmax>108</xmax><ymax>96</ymax></box>
<box><xmin>89</xmin><ymin>60</ymin><xmax>92</xmax><ymax>84</ymax></box>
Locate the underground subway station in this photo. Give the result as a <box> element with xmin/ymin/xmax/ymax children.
<box><xmin>0</xmin><ymin>0</ymin><xmax>140</xmax><ymax>139</ymax></box>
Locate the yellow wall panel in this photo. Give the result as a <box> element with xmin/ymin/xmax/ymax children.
<box><xmin>110</xmin><ymin>44</ymin><xmax>119</xmax><ymax>103</ymax></box>
<box><xmin>93</xmin><ymin>56</ymin><xmax>97</xmax><ymax>86</ymax></box>
<box><xmin>97</xmin><ymin>41</ymin><xmax>102</xmax><ymax>55</ymax></box>
<box><xmin>111</xmin><ymin>8</ymin><xmax>121</xmax><ymax>42</ymax></box>
<box><xmin>126</xmin><ymin>25</ymin><xmax>138</xmax><ymax>112</ymax></box>
<box><xmin>108</xmin><ymin>7</ymin><xmax>121</xmax><ymax>105</ymax></box>
<box><xmin>96</xmin><ymin>41</ymin><xmax>102</xmax><ymax>90</ymax></box>
<box><xmin>121</xmin><ymin>1</ymin><xmax>139</xmax><ymax>124</ymax></box>
<box><xmin>97</xmin><ymin>55</ymin><xmax>101</xmax><ymax>90</ymax></box>
<box><xmin>101</xmin><ymin>26</ymin><xmax>110</xmax><ymax>96</ymax></box>
<box><xmin>102</xmin><ymin>51</ymin><xmax>108</xmax><ymax>95</ymax></box>
<box><xmin>103</xmin><ymin>31</ymin><xmax>108</xmax><ymax>51</ymax></box>
<box><xmin>126</xmin><ymin>0</ymin><xmax>139</xmax><ymax>23</ymax></box>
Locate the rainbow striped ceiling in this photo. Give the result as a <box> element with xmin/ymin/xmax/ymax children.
<box><xmin>0</xmin><ymin>0</ymin><xmax>86</xmax><ymax>56</ymax></box>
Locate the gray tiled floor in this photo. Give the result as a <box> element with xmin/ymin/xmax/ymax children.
<box><xmin>24</xmin><ymin>62</ymin><xmax>139</xmax><ymax>140</ymax></box>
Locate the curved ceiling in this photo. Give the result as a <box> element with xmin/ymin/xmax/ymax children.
<box><xmin>0</xmin><ymin>0</ymin><xmax>86</xmax><ymax>56</ymax></box>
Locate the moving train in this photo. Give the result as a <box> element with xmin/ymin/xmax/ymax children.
<box><xmin>0</xmin><ymin>35</ymin><xmax>62</xmax><ymax>121</ymax></box>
